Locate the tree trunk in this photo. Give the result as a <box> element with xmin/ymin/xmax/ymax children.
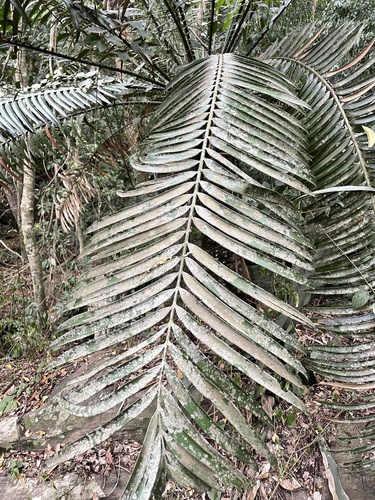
<box><xmin>75</xmin><ymin>218</ymin><xmax>85</xmax><ymax>254</ymax></box>
<box><xmin>20</xmin><ymin>159</ymin><xmax>48</xmax><ymax>330</ymax></box>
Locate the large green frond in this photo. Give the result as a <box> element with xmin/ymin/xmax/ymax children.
<box><xmin>269</xmin><ymin>24</ymin><xmax>375</xmax><ymax>468</ymax></box>
<box><xmin>47</xmin><ymin>53</ymin><xmax>313</xmax><ymax>496</ymax></box>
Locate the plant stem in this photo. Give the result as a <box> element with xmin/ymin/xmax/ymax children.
<box><xmin>20</xmin><ymin>146</ymin><xmax>48</xmax><ymax>330</ymax></box>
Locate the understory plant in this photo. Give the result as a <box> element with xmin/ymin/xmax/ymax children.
<box><xmin>1</xmin><ymin>0</ymin><xmax>375</xmax><ymax>497</ymax></box>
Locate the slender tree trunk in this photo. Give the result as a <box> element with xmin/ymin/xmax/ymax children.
<box><xmin>4</xmin><ymin>179</ymin><xmax>27</xmax><ymax>260</ymax></box>
<box><xmin>9</xmin><ymin>21</ymin><xmax>48</xmax><ymax>329</ymax></box>
<box><xmin>75</xmin><ymin>219</ymin><xmax>85</xmax><ymax>254</ymax></box>
<box><xmin>49</xmin><ymin>24</ymin><xmax>57</xmax><ymax>74</ymax></box>
<box><xmin>312</xmin><ymin>0</ymin><xmax>317</xmax><ymax>21</ymax></box>
<box><xmin>20</xmin><ymin>159</ymin><xmax>48</xmax><ymax>329</ymax></box>
<box><xmin>14</xmin><ymin>41</ymin><xmax>28</xmax><ymax>87</ymax></box>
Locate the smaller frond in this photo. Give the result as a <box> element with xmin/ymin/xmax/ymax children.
<box><xmin>269</xmin><ymin>24</ymin><xmax>375</xmax><ymax>383</ymax></box>
<box><xmin>0</xmin><ymin>80</ymin><xmax>139</xmax><ymax>144</ymax></box>
<box><xmin>269</xmin><ymin>24</ymin><xmax>375</xmax><ymax>473</ymax></box>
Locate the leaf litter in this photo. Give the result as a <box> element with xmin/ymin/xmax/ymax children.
<box><xmin>0</xmin><ymin>314</ymin><xmax>361</xmax><ymax>499</ymax></box>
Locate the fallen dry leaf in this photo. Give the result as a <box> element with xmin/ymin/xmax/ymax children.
<box><xmin>320</xmin><ymin>442</ymin><xmax>349</xmax><ymax>500</ymax></box>
<box><xmin>245</xmin><ymin>480</ymin><xmax>260</xmax><ymax>500</ymax></box>
<box><xmin>257</xmin><ymin>462</ymin><xmax>271</xmax><ymax>480</ymax></box>
<box><xmin>280</xmin><ymin>477</ymin><xmax>301</xmax><ymax>491</ymax></box>
<box><xmin>106</xmin><ymin>451</ymin><xmax>113</xmax><ymax>464</ymax></box>
<box><xmin>261</xmin><ymin>395</ymin><xmax>275</xmax><ymax>419</ymax></box>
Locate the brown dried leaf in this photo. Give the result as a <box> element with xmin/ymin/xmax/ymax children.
<box><xmin>245</xmin><ymin>480</ymin><xmax>260</xmax><ymax>500</ymax></box>
<box><xmin>279</xmin><ymin>477</ymin><xmax>301</xmax><ymax>491</ymax></box>
<box><xmin>257</xmin><ymin>462</ymin><xmax>271</xmax><ymax>480</ymax></box>
<box><xmin>324</xmin><ymin>38</ymin><xmax>375</xmax><ymax>77</ymax></box>
<box><xmin>106</xmin><ymin>451</ymin><xmax>113</xmax><ymax>464</ymax></box>
<box><xmin>261</xmin><ymin>395</ymin><xmax>275</xmax><ymax>419</ymax></box>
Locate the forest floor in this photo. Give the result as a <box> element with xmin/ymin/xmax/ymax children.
<box><xmin>0</xmin><ymin>223</ymin><xmax>371</xmax><ymax>499</ymax></box>
<box><xmin>0</xmin><ymin>349</ymin><xmax>337</xmax><ymax>500</ymax></box>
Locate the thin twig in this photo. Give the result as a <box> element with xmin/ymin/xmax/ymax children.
<box><xmin>1</xmin><ymin>38</ymin><xmax>166</xmax><ymax>87</ymax></box>
<box><xmin>0</xmin><ymin>238</ymin><xmax>22</xmax><ymax>259</ymax></box>
<box><xmin>106</xmin><ymin>458</ymin><xmax>122</xmax><ymax>496</ymax></box>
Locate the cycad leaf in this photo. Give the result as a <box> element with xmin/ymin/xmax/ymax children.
<box><xmin>0</xmin><ymin>81</ymin><xmax>135</xmax><ymax>145</ymax></box>
<box><xmin>270</xmin><ymin>24</ymin><xmax>375</xmax><ymax>469</ymax></box>
<box><xmin>49</xmin><ymin>53</ymin><xmax>313</xmax><ymax>494</ymax></box>
<box><xmin>46</xmin><ymin>389</ymin><xmax>158</xmax><ymax>469</ymax></box>
<box><xmin>165</xmin><ymin>364</ymin><xmax>255</xmax><ymax>464</ymax></box>
<box><xmin>122</xmin><ymin>412</ymin><xmax>164</xmax><ymax>499</ymax></box>
<box><xmin>271</xmin><ymin>24</ymin><xmax>375</xmax><ymax>374</ymax></box>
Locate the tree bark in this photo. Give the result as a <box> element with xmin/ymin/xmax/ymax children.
<box><xmin>20</xmin><ymin>158</ymin><xmax>48</xmax><ymax>329</ymax></box>
<box><xmin>75</xmin><ymin>219</ymin><xmax>85</xmax><ymax>254</ymax></box>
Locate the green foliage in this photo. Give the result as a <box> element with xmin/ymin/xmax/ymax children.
<box><xmin>321</xmin><ymin>0</ymin><xmax>375</xmax><ymax>36</ymax></box>
<box><xmin>8</xmin><ymin>458</ymin><xmax>23</xmax><ymax>480</ymax></box>
<box><xmin>0</xmin><ymin>271</ymin><xmax>48</xmax><ymax>358</ymax></box>
<box><xmin>0</xmin><ymin>394</ymin><xmax>17</xmax><ymax>415</ymax></box>
<box><xmin>1</xmin><ymin>1</ymin><xmax>375</xmax><ymax>497</ymax></box>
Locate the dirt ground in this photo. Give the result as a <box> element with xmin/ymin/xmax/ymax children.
<box><xmin>0</xmin><ymin>353</ymin><xmax>336</xmax><ymax>500</ymax></box>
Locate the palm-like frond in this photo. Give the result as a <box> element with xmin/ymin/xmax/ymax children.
<box><xmin>47</xmin><ymin>53</ymin><xmax>314</xmax><ymax>495</ymax></box>
<box><xmin>4</xmin><ymin>0</ymin><xmax>375</xmax><ymax>489</ymax></box>
<box><xmin>0</xmin><ymin>79</ymin><xmax>154</xmax><ymax>183</ymax></box>
<box><xmin>274</xmin><ymin>24</ymin><xmax>375</xmax><ymax>384</ymax></box>
<box><xmin>0</xmin><ymin>80</ymin><xmax>143</xmax><ymax>143</ymax></box>
<box><xmin>267</xmin><ymin>24</ymin><xmax>375</xmax><ymax>468</ymax></box>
